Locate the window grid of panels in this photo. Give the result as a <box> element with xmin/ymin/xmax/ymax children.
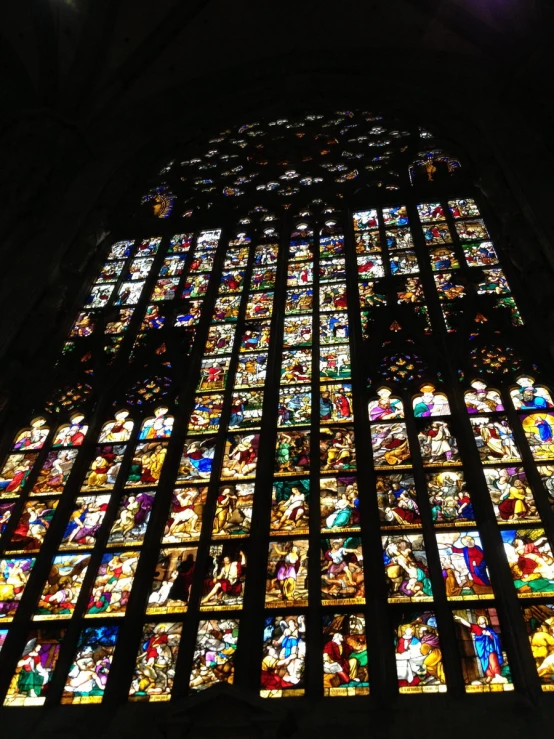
<box><xmin>0</xmin><ymin>196</ymin><xmax>553</xmax><ymax>706</ymax></box>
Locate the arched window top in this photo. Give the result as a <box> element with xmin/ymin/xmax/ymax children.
<box><xmin>98</xmin><ymin>411</ymin><xmax>134</xmax><ymax>443</ymax></box>
<box><xmin>412</xmin><ymin>384</ymin><xmax>451</xmax><ymax>417</ymax></box>
<box><xmin>510</xmin><ymin>376</ymin><xmax>554</xmax><ymax>412</ymax></box>
<box><xmin>52</xmin><ymin>414</ymin><xmax>88</xmax><ymax>448</ymax></box>
<box><xmin>12</xmin><ymin>418</ymin><xmax>49</xmax><ymax>451</ymax></box>
<box><xmin>368</xmin><ymin>386</ymin><xmax>404</xmax><ymax>420</ymax></box>
<box><xmin>464</xmin><ymin>380</ymin><xmax>504</xmax><ymax>414</ymax></box>
<box><xmin>138</xmin><ymin>407</ymin><xmax>174</xmax><ymax>440</ymax></box>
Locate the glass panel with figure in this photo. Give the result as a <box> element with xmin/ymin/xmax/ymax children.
<box><xmin>355</xmin><ymin>227</ymin><xmax>381</xmax><ymax>254</ymax></box>
<box><xmin>245</xmin><ymin>291</ymin><xmax>274</xmax><ymax>319</ymax></box>
<box><xmin>353</xmin><ymin>209</ymin><xmax>379</xmax><ymax>232</ymax></box>
<box><xmin>151</xmin><ymin>278</ymin><xmax>179</xmax><ymax>301</ymax></box>
<box><xmin>368</xmin><ymin>388</ymin><xmax>404</xmax><ymax>421</ymax></box>
<box><xmin>129</xmin><ymin>622</ymin><xmax>182</xmax><ymax>701</ymax></box>
<box><xmin>98</xmin><ymin>412</ymin><xmax>134</xmax><ymax>442</ymax></box>
<box><xmin>520</xmin><ymin>413</ymin><xmax>554</xmax><ymax>461</ymax></box>
<box><xmin>284</xmin><ymin>316</ymin><xmax>312</xmax><ymax>347</ymax></box>
<box><xmin>125</xmin><ymin>442</ymin><xmax>168</xmax><ymax>487</ymax></box>
<box><xmin>251</xmin><ymin>265</ymin><xmax>277</xmax><ymax>290</ymax></box>
<box><xmin>537</xmin><ymin>465</ymin><xmax>554</xmax><ymax>512</ymax></box>
<box><xmin>417</xmin><ymin>420</ymin><xmax>461</xmax><ymax>467</ymax></box>
<box><xmin>469</xmin><ymin>416</ymin><xmax>521</xmax><ymax>463</ymax></box>
<box><xmin>412</xmin><ymin>385</ymin><xmax>451</xmax><ymax>417</ymax></box>
<box><xmin>181</xmin><ymin>274</ymin><xmax>210</xmax><ymax>300</ymax></box>
<box><xmin>382</xmin><ymin>534</ymin><xmax>433</xmax><ymax>603</ymax></box>
<box><xmin>320</xmin><ymin>427</ymin><xmax>356</xmax><ymax>472</ymax></box>
<box><xmin>224</xmin><ymin>247</ymin><xmax>249</xmax><ymax>268</ymax></box>
<box><xmin>178</xmin><ymin>438</ymin><xmax>217</xmax><ymax>482</ymax></box>
<box><xmin>200</xmin><ymin>543</ymin><xmax>247</xmax><ymax>611</ymax></box>
<box><xmin>386</xmin><ymin>226</ymin><xmax>413</xmax><ymax>250</ymax></box>
<box><xmin>218</xmin><ymin>271</ymin><xmax>246</xmax><ymax>294</ymax></box>
<box><xmin>138</xmin><ymin>408</ymin><xmax>174</xmax><ymax>440</ymax></box>
<box><xmin>453</xmin><ymin>608</ymin><xmax>513</xmax><ymax>692</ymax></box>
<box><xmin>425</xmin><ymin>471</ymin><xmax>475</xmax><ymax>526</ymax></box>
<box><xmin>168</xmin><ymin>233</ymin><xmax>193</xmax><ymax>253</ymax></box>
<box><xmin>510</xmin><ymin>376</ymin><xmax>554</xmax><ymax>411</ymax></box>
<box><xmin>204</xmin><ymin>324</ymin><xmax>236</xmax><ymax>355</ymax></box>
<box><xmin>265</xmin><ymin>540</ymin><xmax>309</xmax><ymax>608</ymax></box>
<box><xmin>190</xmin><ymin>252</ymin><xmax>215</xmax><ymax>274</ymax></box>
<box><xmin>482</xmin><ymin>467</ymin><xmax>539</xmax><ymax>523</ymax></box>
<box><xmin>97</xmin><ymin>259</ymin><xmax>126</xmax><ymax>283</ymax></box>
<box><xmin>320</xmin><ymin>383</ymin><xmax>353</xmax><ymax>424</ymax></box>
<box><xmin>285</xmin><ymin>287</ymin><xmax>313</xmax><ymax>315</ymax></box>
<box><xmin>319</xmin><ymin>257</ymin><xmax>346</xmax><ymax>282</ymax></box>
<box><xmin>429</xmin><ymin>246</ymin><xmax>460</xmax><ymax>272</ymax></box>
<box><xmin>376</xmin><ymin>473</ymin><xmax>421</xmax><ymax>529</ymax></box>
<box><xmin>85</xmin><ymin>551</ymin><xmax>140</xmax><ymax>617</ymax></box>
<box><xmin>320</xmin><ymin>313</ymin><xmax>349</xmax><ymax>344</ymax></box>
<box><xmin>12</xmin><ymin>419</ymin><xmax>50</xmax><ymax>451</ymax></box>
<box><xmin>321</xmin><ymin>537</ymin><xmax>365</xmax><ymax>606</ymax></box>
<box><xmin>189</xmin><ymin>619</ymin><xmax>239</xmax><ymax>692</ymax></box>
<box><xmin>0</xmin><ymin>557</ymin><xmax>35</xmax><ymax>620</ymax></box>
<box><xmin>322</xmin><ymin>613</ymin><xmax>369</xmax><ymax>696</ymax></box>
<box><xmin>454</xmin><ymin>219</ymin><xmax>489</xmax><ymax>241</ymax></box>
<box><xmin>281</xmin><ymin>349</ymin><xmax>312</xmax><ymax>385</ymax></box>
<box><xmin>162</xmin><ymin>486</ymin><xmax>207</xmax><ymax>543</ymax></box>
<box><xmin>319</xmin><ymin>283</ymin><xmax>348</xmax><ymax>312</ymax></box>
<box><xmin>213</xmin><ymin>295</ymin><xmax>242</xmax><ymax>323</ymax></box>
<box><xmin>198</xmin><ymin>357</ymin><xmax>232</xmax><ymax>391</ymax></box>
<box><xmin>359</xmin><ymin>280</ymin><xmax>387</xmax><ymax>309</ymax></box>
<box><xmin>389</xmin><ymin>251</ymin><xmax>419</xmax><ymax>276</ymax></box>
<box><xmin>229</xmin><ymin>391</ymin><xmax>264</xmax><ymax>431</ymax></box>
<box><xmin>320</xmin><ymin>476</ymin><xmax>360</xmax><ymax>534</ymax></box>
<box><xmin>260</xmin><ymin>615</ymin><xmax>306</xmax><ymax>697</ymax></box>
<box><xmin>33</xmin><ymin>554</ymin><xmax>91</xmax><ymax>620</ymax></box>
<box><xmin>176</xmin><ymin>300</ymin><xmax>203</xmax><ymax>328</ymax></box>
<box><xmin>287</xmin><ymin>261</ymin><xmax>313</xmax><ymax>288</ymax></box>
<box><xmin>320</xmin><ymin>345</ymin><xmax>351</xmax><ymax>381</ymax></box>
<box><xmin>52</xmin><ymin>416</ymin><xmax>88</xmax><ymax>447</ymax></box>
<box><xmin>240</xmin><ymin>321</ymin><xmax>271</xmax><ymax>352</ymax></box>
<box><xmin>5</xmin><ymin>499</ymin><xmax>58</xmax><ymax>552</ymax></box>
<box><xmin>235</xmin><ymin>354</ymin><xmax>268</xmax><ymax>388</ymax></box>
<box><xmin>188</xmin><ymin>394</ymin><xmax>224</xmax><ymax>434</ymax></box>
<box><xmin>436</xmin><ymin>531</ymin><xmax>494</xmax><ymax>600</ymax></box>
<box><xmin>31</xmin><ymin>449</ymin><xmax>79</xmax><ymax>494</ymax></box>
<box><xmin>212</xmin><ymin>483</ymin><xmax>254</xmax><ymax>538</ymax></box>
<box><xmin>274</xmin><ymin>431</ymin><xmax>311</xmax><ymax>477</ymax></box>
<box><xmin>107</xmin><ymin>239</ymin><xmax>134</xmax><ymax>260</ymax></box>
<box><xmin>0</xmin><ymin>501</ymin><xmax>16</xmax><ymax>536</ymax></box>
<box><xmin>500</xmin><ymin>529</ymin><xmax>554</xmax><ymax>597</ymax></box>
<box><xmin>106</xmin><ymin>491</ymin><xmax>155</xmax><ymax>547</ymax></box>
<box><xmin>146</xmin><ymin>547</ymin><xmax>196</xmax><ymax>615</ymax></box>
<box><xmin>522</xmin><ymin>605</ymin><xmax>554</xmax><ymax>690</ymax></box>
<box><xmin>220</xmin><ymin>433</ymin><xmax>260</xmax><ymax>481</ymax></box>
<box><xmin>464</xmin><ymin>380</ymin><xmax>504</xmax><ymax>414</ymax></box>
<box><xmin>4</xmin><ymin>628</ymin><xmax>66</xmax><ymax>706</ymax></box>
<box><xmin>370</xmin><ymin>423</ymin><xmax>411</xmax><ymax>469</ymax></box>
<box><xmin>81</xmin><ymin>445</ymin><xmax>126</xmax><ymax>492</ymax></box>
<box><xmin>61</xmin><ymin>625</ymin><xmax>119</xmax><ymax>703</ymax></box>
<box><xmin>277</xmin><ymin>387</ymin><xmax>311</xmax><ymax>427</ymax></box>
<box><xmin>392</xmin><ymin>611</ymin><xmax>446</xmax><ymax>693</ymax></box>
<box><xmin>271</xmin><ymin>479</ymin><xmax>310</xmax><ymax>536</ymax></box>
<box><xmin>357</xmin><ymin>254</ymin><xmax>385</xmax><ymax>279</ymax></box>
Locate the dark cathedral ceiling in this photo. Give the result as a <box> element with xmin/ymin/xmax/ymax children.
<box><xmin>0</xmin><ymin>0</ymin><xmax>552</xmax><ymax>408</ymax></box>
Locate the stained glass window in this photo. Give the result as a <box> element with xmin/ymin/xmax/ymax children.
<box><xmin>0</xmin><ymin>108</ymin><xmax>551</xmax><ymax>706</ymax></box>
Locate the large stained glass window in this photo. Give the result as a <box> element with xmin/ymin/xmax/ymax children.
<box><xmin>0</xmin><ymin>109</ymin><xmax>551</xmax><ymax>705</ymax></box>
